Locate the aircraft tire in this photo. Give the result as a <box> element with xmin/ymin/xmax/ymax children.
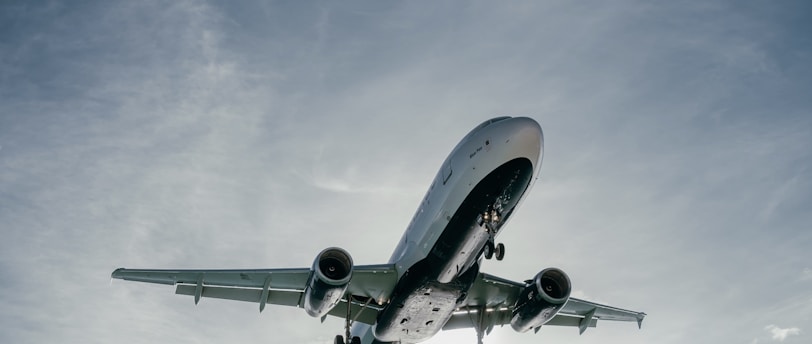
<box><xmin>484</xmin><ymin>241</ymin><xmax>494</xmax><ymax>260</ymax></box>
<box><xmin>495</xmin><ymin>243</ymin><xmax>505</xmax><ymax>261</ymax></box>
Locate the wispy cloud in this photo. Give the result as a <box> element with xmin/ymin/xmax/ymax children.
<box><xmin>802</xmin><ymin>268</ymin><xmax>812</xmax><ymax>281</ymax></box>
<box><xmin>765</xmin><ymin>325</ymin><xmax>801</xmax><ymax>342</ymax></box>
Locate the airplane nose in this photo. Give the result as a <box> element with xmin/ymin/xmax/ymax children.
<box><xmin>502</xmin><ymin>117</ymin><xmax>543</xmax><ymax>170</ymax></box>
<box><xmin>464</xmin><ymin>116</ymin><xmax>543</xmax><ymax>168</ymax></box>
<box><xmin>512</xmin><ymin>117</ymin><xmax>542</xmax><ymax>141</ymax></box>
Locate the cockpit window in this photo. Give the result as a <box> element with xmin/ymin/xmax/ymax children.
<box><xmin>488</xmin><ymin>116</ymin><xmax>511</xmax><ymax>124</ymax></box>
<box><xmin>474</xmin><ymin>116</ymin><xmax>510</xmax><ymax>131</ymax></box>
<box><xmin>462</xmin><ymin>116</ymin><xmax>511</xmax><ymax>141</ymax></box>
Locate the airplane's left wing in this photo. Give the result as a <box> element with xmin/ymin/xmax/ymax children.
<box><xmin>444</xmin><ymin>272</ymin><xmax>646</xmax><ymax>335</ymax></box>
<box><xmin>111</xmin><ymin>264</ymin><xmax>398</xmax><ymax>325</ymax></box>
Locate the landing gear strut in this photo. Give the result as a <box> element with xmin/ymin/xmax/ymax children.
<box><xmin>334</xmin><ymin>294</ymin><xmax>366</xmax><ymax>344</ymax></box>
<box><xmin>480</xmin><ymin>207</ymin><xmax>506</xmax><ymax>261</ymax></box>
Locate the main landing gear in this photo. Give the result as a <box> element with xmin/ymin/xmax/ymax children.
<box><xmin>467</xmin><ymin>306</ymin><xmax>493</xmax><ymax>344</ymax></box>
<box><xmin>333</xmin><ymin>335</ymin><xmax>360</xmax><ymax>344</ymax></box>
<box><xmin>334</xmin><ymin>294</ymin><xmax>367</xmax><ymax>344</ymax></box>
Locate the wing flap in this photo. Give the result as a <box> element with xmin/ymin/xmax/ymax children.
<box><xmin>443</xmin><ymin>310</ymin><xmax>597</xmax><ymax>331</ymax></box>
<box><xmin>547</xmin><ymin>314</ymin><xmax>597</xmax><ymax>328</ymax></box>
<box><xmin>561</xmin><ymin>298</ymin><xmax>646</xmax><ymax>326</ymax></box>
<box><xmin>175</xmin><ymin>285</ymin><xmax>302</xmax><ymax>306</ymax></box>
<box><xmin>174</xmin><ymin>285</ymin><xmax>380</xmax><ymax>325</ymax></box>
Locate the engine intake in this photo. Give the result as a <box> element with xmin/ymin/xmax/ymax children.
<box><xmin>510</xmin><ymin>268</ymin><xmax>571</xmax><ymax>333</ymax></box>
<box><xmin>303</xmin><ymin>247</ymin><xmax>354</xmax><ymax>317</ymax></box>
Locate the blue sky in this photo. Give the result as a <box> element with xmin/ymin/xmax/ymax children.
<box><xmin>1</xmin><ymin>1</ymin><xmax>810</xmax><ymax>343</ymax></box>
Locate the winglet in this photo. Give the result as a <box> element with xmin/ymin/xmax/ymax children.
<box><xmin>637</xmin><ymin>313</ymin><xmax>646</xmax><ymax>329</ymax></box>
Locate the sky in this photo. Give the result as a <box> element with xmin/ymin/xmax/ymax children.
<box><xmin>1</xmin><ymin>1</ymin><xmax>811</xmax><ymax>343</ymax></box>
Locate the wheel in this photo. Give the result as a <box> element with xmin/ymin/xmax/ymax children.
<box><xmin>495</xmin><ymin>243</ymin><xmax>505</xmax><ymax>261</ymax></box>
<box><xmin>483</xmin><ymin>241</ymin><xmax>494</xmax><ymax>260</ymax></box>
<box><xmin>350</xmin><ymin>336</ymin><xmax>361</xmax><ymax>344</ymax></box>
<box><xmin>334</xmin><ymin>335</ymin><xmax>345</xmax><ymax>344</ymax></box>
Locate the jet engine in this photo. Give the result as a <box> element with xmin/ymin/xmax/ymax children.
<box><xmin>510</xmin><ymin>268</ymin><xmax>571</xmax><ymax>333</ymax></box>
<box><xmin>303</xmin><ymin>247</ymin><xmax>354</xmax><ymax>317</ymax></box>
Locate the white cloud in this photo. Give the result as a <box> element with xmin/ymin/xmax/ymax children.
<box><xmin>765</xmin><ymin>325</ymin><xmax>801</xmax><ymax>342</ymax></box>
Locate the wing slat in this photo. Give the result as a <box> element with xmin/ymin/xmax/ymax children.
<box><xmin>112</xmin><ymin>268</ymin><xmax>311</xmax><ymax>290</ymax></box>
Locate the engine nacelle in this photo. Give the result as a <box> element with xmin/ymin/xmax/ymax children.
<box><xmin>510</xmin><ymin>268</ymin><xmax>572</xmax><ymax>333</ymax></box>
<box><xmin>303</xmin><ymin>247</ymin><xmax>354</xmax><ymax>317</ymax></box>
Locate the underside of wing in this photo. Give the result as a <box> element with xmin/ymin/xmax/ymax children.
<box><xmin>560</xmin><ymin>297</ymin><xmax>647</xmax><ymax>327</ymax></box>
<box><xmin>172</xmin><ymin>284</ymin><xmax>382</xmax><ymax>325</ymax></box>
<box><xmin>445</xmin><ymin>272</ymin><xmax>646</xmax><ymax>335</ymax></box>
<box><xmin>111</xmin><ymin>262</ymin><xmax>398</xmax><ymax>325</ymax></box>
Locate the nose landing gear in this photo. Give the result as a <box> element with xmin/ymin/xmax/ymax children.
<box><xmin>483</xmin><ymin>241</ymin><xmax>505</xmax><ymax>261</ymax></box>
<box><xmin>479</xmin><ymin>207</ymin><xmax>506</xmax><ymax>261</ymax></box>
<box><xmin>494</xmin><ymin>242</ymin><xmax>505</xmax><ymax>261</ymax></box>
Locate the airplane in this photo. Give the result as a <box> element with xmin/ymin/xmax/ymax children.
<box><xmin>112</xmin><ymin>116</ymin><xmax>646</xmax><ymax>344</ymax></box>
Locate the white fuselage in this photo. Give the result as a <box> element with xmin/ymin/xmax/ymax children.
<box><xmin>354</xmin><ymin>117</ymin><xmax>543</xmax><ymax>344</ymax></box>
